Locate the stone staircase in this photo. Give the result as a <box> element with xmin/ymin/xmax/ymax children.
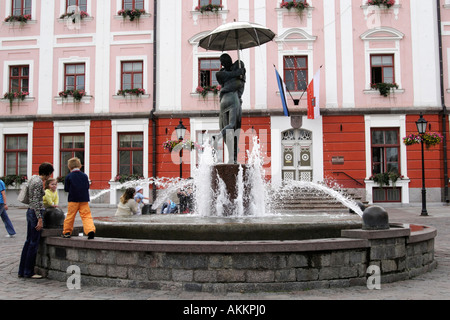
<box><xmin>270</xmin><ymin>187</ymin><xmax>363</xmax><ymax>213</ymax></box>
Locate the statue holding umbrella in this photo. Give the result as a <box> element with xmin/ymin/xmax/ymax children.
<box><xmin>199</xmin><ymin>21</ymin><xmax>275</xmax><ymax>164</ymax></box>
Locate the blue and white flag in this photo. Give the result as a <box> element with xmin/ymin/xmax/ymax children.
<box><xmin>274</xmin><ymin>66</ymin><xmax>290</xmax><ymax>117</ymax></box>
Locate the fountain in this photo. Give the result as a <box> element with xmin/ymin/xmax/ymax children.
<box><xmin>92</xmin><ymin>138</ymin><xmax>364</xmax><ymax>241</ymax></box>
<box><xmin>36</xmin><ymin>137</ymin><xmax>437</xmax><ymax>293</ymax></box>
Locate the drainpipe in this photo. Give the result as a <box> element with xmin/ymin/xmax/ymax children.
<box><xmin>437</xmin><ymin>0</ymin><xmax>449</xmax><ymax>203</ymax></box>
<box><xmin>151</xmin><ymin>0</ymin><xmax>158</xmax><ymax>201</ymax></box>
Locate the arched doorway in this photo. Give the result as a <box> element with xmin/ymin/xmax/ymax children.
<box><xmin>281</xmin><ymin>129</ymin><xmax>313</xmax><ymax>181</ymax></box>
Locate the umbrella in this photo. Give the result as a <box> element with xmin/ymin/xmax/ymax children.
<box><xmin>198</xmin><ymin>21</ymin><xmax>275</xmax><ymax>66</ymax></box>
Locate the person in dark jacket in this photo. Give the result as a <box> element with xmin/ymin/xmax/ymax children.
<box><xmin>62</xmin><ymin>157</ymin><xmax>95</xmax><ymax>239</ymax></box>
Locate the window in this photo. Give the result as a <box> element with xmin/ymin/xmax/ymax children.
<box><xmin>121</xmin><ymin>61</ymin><xmax>143</xmax><ymax>90</ymax></box>
<box><xmin>371</xmin><ymin>54</ymin><xmax>394</xmax><ymax>84</ymax></box>
<box><xmin>371</xmin><ymin>128</ymin><xmax>399</xmax><ymax>175</ymax></box>
<box><xmin>66</xmin><ymin>0</ymin><xmax>87</xmax><ymax>12</ymax></box>
<box><xmin>199</xmin><ymin>58</ymin><xmax>220</xmax><ymax>87</ymax></box>
<box><xmin>4</xmin><ymin>135</ymin><xmax>27</xmax><ymax>176</ymax></box>
<box><xmin>123</xmin><ymin>0</ymin><xmax>144</xmax><ymax>10</ymax></box>
<box><xmin>60</xmin><ymin>134</ymin><xmax>85</xmax><ymax>177</ymax></box>
<box><xmin>373</xmin><ymin>187</ymin><xmax>401</xmax><ymax>203</ymax></box>
<box><xmin>199</xmin><ymin>0</ymin><xmax>222</xmax><ymax>5</ymax></box>
<box><xmin>64</xmin><ymin>63</ymin><xmax>85</xmax><ymax>91</ymax></box>
<box><xmin>9</xmin><ymin>65</ymin><xmax>29</xmax><ymax>93</ymax></box>
<box><xmin>118</xmin><ymin>133</ymin><xmax>143</xmax><ymax>176</ymax></box>
<box><xmin>12</xmin><ymin>0</ymin><xmax>31</xmax><ymax>16</ymax></box>
<box><xmin>284</xmin><ymin>56</ymin><xmax>308</xmax><ymax>92</ymax></box>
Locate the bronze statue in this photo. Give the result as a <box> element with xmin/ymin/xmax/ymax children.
<box><xmin>214</xmin><ymin>54</ymin><xmax>246</xmax><ymax>164</ymax></box>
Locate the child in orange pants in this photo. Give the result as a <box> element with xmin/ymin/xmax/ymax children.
<box><xmin>62</xmin><ymin>157</ymin><xmax>95</xmax><ymax>239</ymax></box>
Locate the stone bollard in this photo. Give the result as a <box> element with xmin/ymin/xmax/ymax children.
<box><xmin>362</xmin><ymin>205</ymin><xmax>390</xmax><ymax>230</ymax></box>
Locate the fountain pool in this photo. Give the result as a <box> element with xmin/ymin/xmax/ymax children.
<box><xmin>35</xmin><ymin>138</ymin><xmax>437</xmax><ymax>292</ymax></box>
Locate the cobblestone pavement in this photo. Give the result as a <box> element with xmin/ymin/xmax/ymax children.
<box><xmin>0</xmin><ymin>204</ymin><xmax>449</xmax><ymax>300</ymax></box>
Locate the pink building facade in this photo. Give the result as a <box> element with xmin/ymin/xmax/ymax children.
<box><xmin>0</xmin><ymin>0</ymin><xmax>449</xmax><ymax>207</ymax></box>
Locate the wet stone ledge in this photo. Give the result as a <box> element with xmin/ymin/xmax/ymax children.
<box><xmin>35</xmin><ymin>225</ymin><xmax>437</xmax><ymax>293</ymax></box>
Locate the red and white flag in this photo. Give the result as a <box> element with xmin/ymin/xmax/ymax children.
<box><xmin>307</xmin><ymin>68</ymin><xmax>321</xmax><ymax>119</ymax></box>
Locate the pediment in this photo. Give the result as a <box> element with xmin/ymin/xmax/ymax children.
<box><xmin>275</xmin><ymin>28</ymin><xmax>317</xmax><ymax>43</ymax></box>
<box><xmin>360</xmin><ymin>27</ymin><xmax>404</xmax><ymax>41</ymax></box>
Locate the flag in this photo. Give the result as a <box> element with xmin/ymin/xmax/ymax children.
<box><xmin>274</xmin><ymin>66</ymin><xmax>290</xmax><ymax>117</ymax></box>
<box><xmin>307</xmin><ymin>68</ymin><xmax>321</xmax><ymax>119</ymax></box>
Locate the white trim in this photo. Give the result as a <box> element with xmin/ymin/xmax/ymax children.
<box><xmin>53</xmin><ymin>120</ymin><xmax>91</xmax><ymax>179</ymax></box>
<box><xmin>54</xmin><ymin>34</ymin><xmax>96</xmax><ymax>48</ymax></box>
<box><xmin>364</xmin><ymin>114</ymin><xmax>409</xmax><ymax>204</ymax></box>
<box><xmin>188</xmin><ymin>32</ymin><xmax>222</xmax><ymax>94</ymax></box>
<box><xmin>340</xmin><ymin>0</ymin><xmax>355</xmax><ymax>108</ymax></box>
<box><xmin>157</xmin><ymin>0</ymin><xmax>182</xmax><ymax>111</ymax></box>
<box><xmin>271</xmin><ymin>116</ymin><xmax>324</xmax><ymax>188</ymax></box>
<box><xmin>110</xmin><ymin>119</ymin><xmax>149</xmax><ymax>205</ymax></box>
<box><xmin>115</xmin><ymin>55</ymin><xmax>149</xmax><ymax>97</ymax></box>
<box><xmin>56</xmin><ymin>57</ymin><xmax>92</xmax><ymax>101</ymax></box>
<box><xmin>116</xmin><ymin>0</ymin><xmax>150</xmax><ymax>12</ymax></box>
<box><xmin>274</xmin><ymin>28</ymin><xmax>316</xmax><ymax>95</ymax></box>
<box><xmin>254</xmin><ymin>0</ymin><xmax>267</xmax><ymax>110</ymax></box>
<box><xmin>191</xmin><ymin>0</ymin><xmax>228</xmax><ymax>25</ymax></box>
<box><xmin>410</xmin><ymin>0</ymin><xmax>440</xmax><ymax>107</ymax></box>
<box><xmin>189</xmin><ymin>117</ymin><xmax>220</xmax><ymax>173</ymax></box>
<box><xmin>110</xmin><ymin>31</ymin><xmax>153</xmax><ymax>46</ymax></box>
<box><xmin>38</xmin><ymin>0</ymin><xmax>55</xmax><ymax>115</ymax></box>
<box><xmin>59</xmin><ymin>0</ymin><xmax>92</xmax><ymax>15</ymax></box>
<box><xmin>95</xmin><ymin>0</ymin><xmax>111</xmax><ymax>113</ymax></box>
<box><xmin>0</xmin><ymin>121</ymin><xmax>34</xmax><ymax>178</ymax></box>
<box><xmin>323</xmin><ymin>1</ymin><xmax>338</xmax><ymax>108</ymax></box>
<box><xmin>4</xmin><ymin>0</ymin><xmax>37</xmax><ymax>18</ymax></box>
<box><xmin>360</xmin><ymin>27</ymin><xmax>404</xmax><ymax>91</ymax></box>
<box><xmin>2</xmin><ymin>60</ymin><xmax>34</xmax><ymax>97</ymax></box>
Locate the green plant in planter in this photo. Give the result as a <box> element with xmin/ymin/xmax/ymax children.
<box><xmin>371</xmin><ymin>82</ymin><xmax>398</xmax><ymax>97</ymax></box>
<box><xmin>196</xmin><ymin>85</ymin><xmax>221</xmax><ymax>98</ymax></box>
<box><xmin>0</xmin><ymin>175</ymin><xmax>27</xmax><ymax>187</ymax></box>
<box><xmin>3</xmin><ymin>91</ymin><xmax>29</xmax><ymax>112</ymax></box>
<box><xmin>59</xmin><ymin>89</ymin><xmax>86</xmax><ymax>102</ymax></box>
<box><xmin>4</xmin><ymin>14</ymin><xmax>32</xmax><ymax>23</ymax></box>
<box><xmin>117</xmin><ymin>9</ymin><xmax>146</xmax><ymax>21</ymax></box>
<box><xmin>117</xmin><ymin>88</ymin><xmax>146</xmax><ymax>96</ymax></box>
<box><xmin>366</xmin><ymin>0</ymin><xmax>396</xmax><ymax>8</ymax></box>
<box><xmin>195</xmin><ymin>4</ymin><xmax>224</xmax><ymax>13</ymax></box>
<box><xmin>371</xmin><ymin>171</ymin><xmax>402</xmax><ymax>188</ymax></box>
<box><xmin>114</xmin><ymin>174</ymin><xmax>144</xmax><ymax>184</ymax></box>
<box><xmin>280</xmin><ymin>1</ymin><xmax>310</xmax><ymax>18</ymax></box>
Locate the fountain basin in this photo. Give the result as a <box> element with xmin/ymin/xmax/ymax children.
<box><xmin>36</xmin><ymin>220</ymin><xmax>437</xmax><ymax>293</ymax></box>
<box><xmin>93</xmin><ymin>213</ymin><xmax>362</xmax><ymax>241</ymax></box>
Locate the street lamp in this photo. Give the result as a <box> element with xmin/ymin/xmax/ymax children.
<box><xmin>175</xmin><ymin>120</ymin><xmax>186</xmax><ymax>179</ymax></box>
<box><xmin>416</xmin><ymin>113</ymin><xmax>428</xmax><ymax>216</ymax></box>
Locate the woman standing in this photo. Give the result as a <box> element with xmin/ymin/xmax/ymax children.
<box><xmin>18</xmin><ymin>162</ymin><xmax>54</xmax><ymax>279</ymax></box>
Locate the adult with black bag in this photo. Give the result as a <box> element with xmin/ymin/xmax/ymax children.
<box><xmin>18</xmin><ymin>162</ymin><xmax>54</xmax><ymax>279</ymax></box>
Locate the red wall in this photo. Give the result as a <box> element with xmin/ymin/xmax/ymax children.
<box><xmin>32</xmin><ymin>121</ymin><xmax>54</xmax><ymax>175</ymax></box>
<box><xmin>155</xmin><ymin>116</ymin><xmax>271</xmax><ymax>180</ymax></box>
<box><xmin>323</xmin><ymin>115</ymin><xmax>366</xmax><ymax>188</ymax></box>
<box><xmin>405</xmin><ymin>114</ymin><xmax>446</xmax><ymax>189</ymax></box>
<box><xmin>90</xmin><ymin>120</ymin><xmax>112</xmax><ymax>189</ymax></box>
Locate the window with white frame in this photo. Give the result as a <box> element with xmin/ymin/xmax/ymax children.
<box><xmin>360</xmin><ymin>27</ymin><xmax>404</xmax><ymax>91</ymax></box>
<box><xmin>4</xmin><ymin>135</ymin><xmax>28</xmax><ymax>176</ymax></box>
<box><xmin>11</xmin><ymin>0</ymin><xmax>32</xmax><ymax>16</ymax></box>
<box><xmin>199</xmin><ymin>58</ymin><xmax>220</xmax><ymax>88</ymax></box>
